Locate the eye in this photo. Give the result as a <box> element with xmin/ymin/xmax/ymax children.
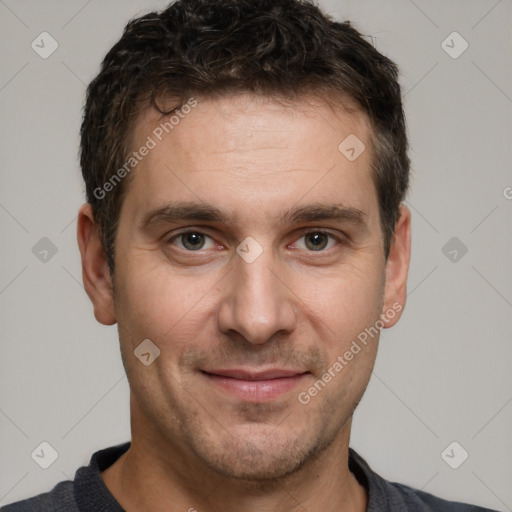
<box><xmin>168</xmin><ymin>231</ymin><xmax>217</xmax><ymax>251</ymax></box>
<box><xmin>293</xmin><ymin>231</ymin><xmax>340</xmax><ymax>252</ymax></box>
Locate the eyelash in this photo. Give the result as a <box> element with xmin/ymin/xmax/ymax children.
<box><xmin>166</xmin><ymin>229</ymin><xmax>345</xmax><ymax>253</ymax></box>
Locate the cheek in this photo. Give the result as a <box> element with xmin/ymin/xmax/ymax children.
<box><xmin>115</xmin><ymin>259</ymin><xmax>216</xmax><ymax>346</ymax></box>
<box><xmin>299</xmin><ymin>258</ymin><xmax>384</xmax><ymax>344</ymax></box>
<box><xmin>313</xmin><ymin>265</ymin><xmax>382</xmax><ymax>402</ymax></box>
<box><xmin>113</xmin><ymin>264</ymin><xmax>211</xmax><ymax>396</ymax></box>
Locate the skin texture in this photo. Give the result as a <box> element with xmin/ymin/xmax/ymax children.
<box><xmin>77</xmin><ymin>92</ymin><xmax>411</xmax><ymax>512</ymax></box>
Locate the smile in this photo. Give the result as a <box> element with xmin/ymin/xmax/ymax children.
<box><xmin>200</xmin><ymin>369</ymin><xmax>310</xmax><ymax>402</ymax></box>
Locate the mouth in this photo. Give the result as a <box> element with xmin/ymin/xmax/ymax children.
<box><xmin>200</xmin><ymin>368</ymin><xmax>310</xmax><ymax>402</ymax></box>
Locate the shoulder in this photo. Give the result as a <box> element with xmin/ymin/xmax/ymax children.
<box><xmin>1</xmin><ymin>442</ymin><xmax>129</xmax><ymax>512</ymax></box>
<box><xmin>1</xmin><ymin>480</ymin><xmax>77</xmax><ymax>512</ymax></box>
<box><xmin>385</xmin><ymin>480</ymin><xmax>499</xmax><ymax>511</ymax></box>
<box><xmin>348</xmin><ymin>448</ymin><xmax>500</xmax><ymax>512</ymax></box>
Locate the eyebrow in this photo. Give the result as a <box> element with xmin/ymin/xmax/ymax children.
<box><xmin>140</xmin><ymin>201</ymin><xmax>368</xmax><ymax>231</ymax></box>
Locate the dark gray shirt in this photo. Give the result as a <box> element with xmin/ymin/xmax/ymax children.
<box><xmin>1</xmin><ymin>442</ymin><xmax>499</xmax><ymax>511</ymax></box>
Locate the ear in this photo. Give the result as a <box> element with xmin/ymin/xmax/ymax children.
<box><xmin>381</xmin><ymin>203</ymin><xmax>411</xmax><ymax>328</ymax></box>
<box><xmin>77</xmin><ymin>203</ymin><xmax>116</xmax><ymax>325</ymax></box>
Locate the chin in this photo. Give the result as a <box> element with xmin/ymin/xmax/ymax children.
<box><xmin>187</xmin><ymin>422</ymin><xmax>333</xmax><ymax>483</ymax></box>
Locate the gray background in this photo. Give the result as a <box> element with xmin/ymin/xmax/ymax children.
<box><xmin>0</xmin><ymin>0</ymin><xmax>511</xmax><ymax>509</ymax></box>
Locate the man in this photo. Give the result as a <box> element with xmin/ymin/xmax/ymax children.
<box><xmin>1</xmin><ymin>0</ymin><xmax>499</xmax><ymax>510</ymax></box>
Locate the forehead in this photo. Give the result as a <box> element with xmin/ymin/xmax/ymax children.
<box><xmin>122</xmin><ymin>92</ymin><xmax>377</xmax><ymax>227</ymax></box>
<box><xmin>134</xmin><ymin>92</ymin><xmax>370</xmax><ymax>154</ymax></box>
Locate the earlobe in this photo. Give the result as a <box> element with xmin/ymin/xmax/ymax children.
<box><xmin>77</xmin><ymin>203</ymin><xmax>117</xmax><ymax>326</ymax></box>
<box><xmin>381</xmin><ymin>204</ymin><xmax>411</xmax><ymax>329</ymax></box>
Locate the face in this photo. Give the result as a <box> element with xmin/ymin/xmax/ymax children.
<box><xmin>80</xmin><ymin>92</ymin><xmax>410</xmax><ymax>481</ymax></box>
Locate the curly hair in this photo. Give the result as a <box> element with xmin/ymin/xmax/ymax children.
<box><xmin>80</xmin><ymin>0</ymin><xmax>410</xmax><ymax>273</ymax></box>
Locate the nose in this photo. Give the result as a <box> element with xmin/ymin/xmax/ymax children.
<box><xmin>216</xmin><ymin>247</ymin><xmax>297</xmax><ymax>345</ymax></box>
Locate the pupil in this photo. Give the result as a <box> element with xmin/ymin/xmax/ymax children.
<box><xmin>184</xmin><ymin>233</ymin><xmax>204</xmax><ymax>250</ymax></box>
<box><xmin>307</xmin><ymin>233</ymin><xmax>327</xmax><ymax>251</ymax></box>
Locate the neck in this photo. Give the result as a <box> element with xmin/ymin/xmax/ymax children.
<box><xmin>101</xmin><ymin>409</ymin><xmax>367</xmax><ymax>512</ymax></box>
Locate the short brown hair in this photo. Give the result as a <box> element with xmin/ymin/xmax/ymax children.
<box><xmin>80</xmin><ymin>0</ymin><xmax>410</xmax><ymax>273</ymax></box>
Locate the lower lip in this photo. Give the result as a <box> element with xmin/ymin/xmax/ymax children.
<box><xmin>203</xmin><ymin>372</ymin><xmax>309</xmax><ymax>402</ymax></box>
